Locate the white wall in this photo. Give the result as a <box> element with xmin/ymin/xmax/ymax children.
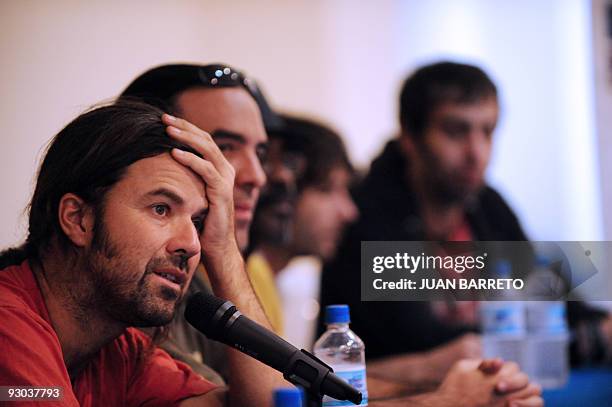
<box><xmin>0</xmin><ymin>0</ymin><xmax>605</xmax><ymax>248</ymax></box>
<box><xmin>593</xmin><ymin>0</ymin><xmax>612</xmax><ymax>241</ymax></box>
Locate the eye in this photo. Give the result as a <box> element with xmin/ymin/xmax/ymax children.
<box><xmin>316</xmin><ymin>182</ymin><xmax>334</xmax><ymax>193</ymax></box>
<box><xmin>218</xmin><ymin>143</ymin><xmax>237</xmax><ymax>153</ymax></box>
<box><xmin>483</xmin><ymin>126</ymin><xmax>495</xmax><ymax>140</ymax></box>
<box><xmin>443</xmin><ymin>126</ymin><xmax>466</xmax><ymax>139</ymax></box>
<box><xmin>192</xmin><ymin>218</ymin><xmax>205</xmax><ymax>234</ymax></box>
<box><xmin>152</xmin><ymin>204</ymin><xmax>169</xmax><ymax>216</ymax></box>
<box><xmin>256</xmin><ymin>145</ymin><xmax>269</xmax><ymax>164</ymax></box>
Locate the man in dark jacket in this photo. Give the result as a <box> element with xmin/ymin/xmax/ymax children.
<box><xmin>321</xmin><ymin>62</ymin><xmax>611</xmax><ymax>383</ymax></box>
<box><xmin>320</xmin><ymin>62</ymin><xmax>532</xmax><ymax>385</ymax></box>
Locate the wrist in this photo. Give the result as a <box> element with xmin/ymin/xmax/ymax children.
<box><xmin>203</xmin><ymin>244</ymin><xmax>244</xmax><ymax>286</ymax></box>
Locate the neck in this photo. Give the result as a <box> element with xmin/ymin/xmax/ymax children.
<box><xmin>255</xmin><ymin>243</ymin><xmax>294</xmax><ymax>275</ymax></box>
<box><xmin>33</xmin><ymin>253</ymin><xmax>126</xmax><ymax>379</ymax></box>
<box><xmin>407</xmin><ymin>168</ymin><xmax>466</xmax><ymax>240</ymax></box>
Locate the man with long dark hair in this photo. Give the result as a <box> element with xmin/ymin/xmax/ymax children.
<box><xmin>0</xmin><ymin>101</ymin><xmax>285</xmax><ymax>406</ymax></box>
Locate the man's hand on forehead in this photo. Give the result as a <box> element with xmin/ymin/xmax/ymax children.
<box><xmin>162</xmin><ymin>114</ymin><xmax>239</xmax><ymax>263</ymax></box>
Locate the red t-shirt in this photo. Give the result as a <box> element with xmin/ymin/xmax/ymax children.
<box><xmin>0</xmin><ymin>260</ymin><xmax>217</xmax><ymax>406</ymax></box>
<box><xmin>431</xmin><ymin>217</ymin><xmax>479</xmax><ymax>325</ymax></box>
<box><xmin>447</xmin><ymin>216</ymin><xmax>474</xmax><ymax>242</ymax></box>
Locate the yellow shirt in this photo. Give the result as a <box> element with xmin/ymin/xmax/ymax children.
<box><xmin>246</xmin><ymin>253</ymin><xmax>284</xmax><ymax>335</ymax></box>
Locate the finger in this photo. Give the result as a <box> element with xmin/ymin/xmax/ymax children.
<box><xmin>496</xmin><ymin>372</ymin><xmax>528</xmax><ymax>393</ymax></box>
<box><xmin>168</xmin><ymin>126</ymin><xmax>235</xmax><ymax>181</ymax></box>
<box><xmin>453</xmin><ymin>358</ymin><xmax>482</xmax><ymax>371</ymax></box>
<box><xmin>171</xmin><ymin>149</ymin><xmax>231</xmax><ymax>193</ymax></box>
<box><xmin>163</xmin><ymin>113</ymin><xmax>208</xmax><ymax>137</ymax></box>
<box><xmin>162</xmin><ymin>115</ymin><xmax>233</xmax><ymax>178</ymax></box>
<box><xmin>505</xmin><ymin>383</ymin><xmax>542</xmax><ymax>401</ymax></box>
<box><xmin>499</xmin><ymin>361</ymin><xmax>520</xmax><ymax>375</ymax></box>
<box><xmin>508</xmin><ymin>395</ymin><xmax>544</xmax><ymax>407</ymax></box>
<box><xmin>479</xmin><ymin>358</ymin><xmax>504</xmax><ymax>374</ymax></box>
<box><xmin>168</xmin><ymin>127</ymin><xmax>234</xmax><ymax>180</ymax></box>
<box><xmin>165</xmin><ymin>123</ymin><xmax>225</xmax><ymax>163</ymax></box>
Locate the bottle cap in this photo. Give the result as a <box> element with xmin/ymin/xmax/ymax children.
<box><xmin>274</xmin><ymin>387</ymin><xmax>303</xmax><ymax>407</ymax></box>
<box><xmin>325</xmin><ymin>304</ymin><xmax>350</xmax><ymax>324</ymax></box>
<box><xmin>534</xmin><ymin>254</ymin><xmax>551</xmax><ymax>267</ymax></box>
<box><xmin>494</xmin><ymin>260</ymin><xmax>512</xmax><ymax>278</ymax></box>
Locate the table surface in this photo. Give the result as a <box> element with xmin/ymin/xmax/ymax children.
<box><xmin>542</xmin><ymin>368</ymin><xmax>612</xmax><ymax>406</ymax></box>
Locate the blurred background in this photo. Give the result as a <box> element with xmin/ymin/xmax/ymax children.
<box><xmin>0</xmin><ymin>0</ymin><xmax>611</xmax><ymax>247</ymax></box>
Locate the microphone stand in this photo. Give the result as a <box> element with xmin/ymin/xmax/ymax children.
<box><xmin>283</xmin><ymin>350</ymin><xmax>331</xmax><ymax>407</ymax></box>
<box><xmin>282</xmin><ymin>349</ymin><xmax>361</xmax><ymax>406</ymax></box>
<box><xmin>305</xmin><ymin>393</ymin><xmax>323</xmax><ymax>407</ymax></box>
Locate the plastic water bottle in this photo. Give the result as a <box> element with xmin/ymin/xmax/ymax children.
<box><xmin>523</xmin><ymin>301</ymin><xmax>569</xmax><ymax>388</ymax></box>
<box><xmin>274</xmin><ymin>387</ymin><xmax>304</xmax><ymax>407</ymax></box>
<box><xmin>480</xmin><ymin>260</ymin><xmax>526</xmax><ymax>366</ymax></box>
<box><xmin>523</xmin><ymin>256</ymin><xmax>569</xmax><ymax>388</ymax></box>
<box><xmin>313</xmin><ymin>305</ymin><xmax>368</xmax><ymax>406</ymax></box>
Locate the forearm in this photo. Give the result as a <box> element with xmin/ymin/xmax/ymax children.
<box><xmin>205</xmin><ymin>247</ymin><xmax>288</xmax><ymax>407</ymax></box>
<box><xmin>368</xmin><ymin>353</ymin><xmax>441</xmax><ymax>390</ymax></box>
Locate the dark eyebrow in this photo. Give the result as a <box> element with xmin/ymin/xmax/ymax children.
<box><xmin>211</xmin><ymin>130</ymin><xmax>247</xmax><ymax>144</ymax></box>
<box><xmin>212</xmin><ymin>129</ymin><xmax>269</xmax><ymax>149</ymax></box>
<box><xmin>145</xmin><ymin>188</ymin><xmax>185</xmax><ymax>205</ymax></box>
<box><xmin>145</xmin><ymin>188</ymin><xmax>210</xmax><ymax>216</ymax></box>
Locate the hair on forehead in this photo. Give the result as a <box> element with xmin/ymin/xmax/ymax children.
<box><xmin>269</xmin><ymin>114</ymin><xmax>353</xmax><ymax>191</ymax></box>
<box><xmin>399</xmin><ymin>61</ymin><xmax>498</xmax><ymax>138</ymax></box>
<box><xmin>24</xmin><ymin>99</ymin><xmax>200</xmax><ymax>260</ymax></box>
<box><xmin>120</xmin><ymin>63</ymin><xmax>283</xmax><ymax>131</ymax></box>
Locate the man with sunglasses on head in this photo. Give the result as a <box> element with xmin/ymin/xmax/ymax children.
<box><xmin>120</xmin><ymin>63</ymin><xmax>284</xmax><ymax>383</ymax></box>
<box><xmin>121</xmin><ymin>64</ymin><xmax>275</xmax><ymax>253</ymax></box>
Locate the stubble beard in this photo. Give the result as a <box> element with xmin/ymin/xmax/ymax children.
<box><xmin>78</xmin><ymin>216</ymin><xmax>186</xmax><ymax>328</ymax></box>
<box><xmin>417</xmin><ymin>144</ymin><xmax>482</xmax><ymax>206</ymax></box>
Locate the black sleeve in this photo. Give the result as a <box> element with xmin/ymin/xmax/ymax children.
<box><xmin>318</xmin><ymin>221</ymin><xmax>473</xmax><ymax>360</ymax></box>
<box><xmin>471</xmin><ymin>187</ymin><xmax>529</xmax><ymax>241</ymax></box>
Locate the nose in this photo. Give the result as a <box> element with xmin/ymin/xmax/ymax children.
<box><xmin>338</xmin><ymin>191</ymin><xmax>359</xmax><ymax>224</ymax></box>
<box><xmin>236</xmin><ymin>151</ymin><xmax>267</xmax><ymax>192</ymax></box>
<box><xmin>466</xmin><ymin>130</ymin><xmax>491</xmax><ymax>167</ymax></box>
<box><xmin>166</xmin><ymin>219</ymin><xmax>201</xmax><ymax>262</ymax></box>
<box><xmin>267</xmin><ymin>160</ymin><xmax>295</xmax><ymax>186</ymax></box>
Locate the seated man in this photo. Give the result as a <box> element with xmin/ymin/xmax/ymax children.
<box><xmin>120</xmin><ymin>63</ymin><xmax>278</xmax><ymax>380</ymax></box>
<box><xmin>319</xmin><ymin>61</ymin><xmax>612</xmax><ymax>380</ymax></box>
<box><xmin>248</xmin><ymin>114</ymin><xmax>357</xmax><ymax>349</ymax></box>
<box><xmin>0</xmin><ymin>101</ymin><xmax>285</xmax><ymax>406</ymax></box>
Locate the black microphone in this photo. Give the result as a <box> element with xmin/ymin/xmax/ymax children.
<box><xmin>184</xmin><ymin>291</ymin><xmax>362</xmax><ymax>405</ymax></box>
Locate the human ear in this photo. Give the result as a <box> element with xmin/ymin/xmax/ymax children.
<box><xmin>57</xmin><ymin>193</ymin><xmax>95</xmax><ymax>247</ymax></box>
<box><xmin>398</xmin><ymin>132</ymin><xmax>416</xmax><ymax>158</ymax></box>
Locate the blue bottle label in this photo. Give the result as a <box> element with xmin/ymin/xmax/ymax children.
<box><xmin>481</xmin><ymin>303</ymin><xmax>525</xmax><ymax>335</ymax></box>
<box><xmin>322</xmin><ymin>367</ymin><xmax>368</xmax><ymax>406</ymax></box>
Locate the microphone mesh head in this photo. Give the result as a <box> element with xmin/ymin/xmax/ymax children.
<box><xmin>184</xmin><ymin>291</ymin><xmax>235</xmax><ymax>340</ymax></box>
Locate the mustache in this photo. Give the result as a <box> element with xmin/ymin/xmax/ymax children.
<box><xmin>145</xmin><ymin>255</ymin><xmax>189</xmax><ymax>275</ymax></box>
<box><xmin>258</xmin><ymin>181</ymin><xmax>297</xmax><ymax>208</ymax></box>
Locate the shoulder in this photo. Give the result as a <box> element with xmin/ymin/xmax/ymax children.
<box><xmin>120</xmin><ymin>328</ymin><xmax>218</xmax><ymax>405</ymax></box>
<box><xmin>472</xmin><ymin>186</ymin><xmax>528</xmax><ymax>240</ymax></box>
<box><xmin>478</xmin><ymin>186</ymin><xmax>513</xmax><ymax>209</ymax></box>
<box><xmin>476</xmin><ymin>186</ymin><xmax>519</xmax><ymax>221</ymax></box>
<box><xmin>0</xmin><ymin>261</ymin><xmax>76</xmax><ymax>396</ymax></box>
<box><xmin>0</xmin><ymin>304</ymin><xmax>72</xmax><ymax>393</ymax></box>
<box><xmin>0</xmin><ymin>261</ymin><xmax>60</xmax><ymax>358</ymax></box>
